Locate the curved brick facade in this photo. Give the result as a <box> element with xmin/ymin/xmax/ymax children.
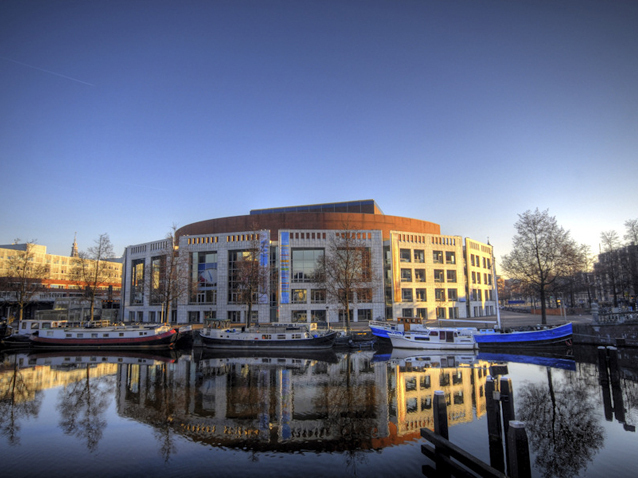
<box><xmin>176</xmin><ymin>212</ymin><xmax>440</xmax><ymax>240</ymax></box>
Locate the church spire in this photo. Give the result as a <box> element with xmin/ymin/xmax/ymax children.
<box><xmin>71</xmin><ymin>232</ymin><xmax>78</xmax><ymax>257</ymax></box>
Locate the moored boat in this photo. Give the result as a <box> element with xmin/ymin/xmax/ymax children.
<box><xmin>369</xmin><ymin>317</ymin><xmax>429</xmax><ymax>339</ymax></box>
<box><xmin>199</xmin><ymin>320</ymin><xmax>337</xmax><ymax>350</ymax></box>
<box><xmin>29</xmin><ymin>323</ymin><xmax>179</xmax><ymax>350</ymax></box>
<box><xmin>387</xmin><ymin>327</ymin><xmax>478</xmax><ymax>350</ymax></box>
<box><xmin>473</xmin><ymin>322</ymin><xmax>573</xmax><ymax>349</ymax></box>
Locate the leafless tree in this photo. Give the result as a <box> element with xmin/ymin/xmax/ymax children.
<box><xmin>148</xmin><ymin>227</ymin><xmax>191</xmax><ymax>323</ymax></box>
<box><xmin>228</xmin><ymin>230</ymin><xmax>269</xmax><ymax>328</ymax></box>
<box><xmin>501</xmin><ymin>209</ymin><xmax>586</xmax><ymax>324</ymax></box>
<box><xmin>71</xmin><ymin>233</ymin><xmax>116</xmax><ymax>322</ymax></box>
<box><xmin>0</xmin><ymin>239</ymin><xmax>49</xmax><ymax>327</ymax></box>
<box><xmin>315</xmin><ymin>224</ymin><xmax>378</xmax><ymax>334</ymax></box>
<box><xmin>599</xmin><ymin>230</ymin><xmax>623</xmax><ymax>307</ymax></box>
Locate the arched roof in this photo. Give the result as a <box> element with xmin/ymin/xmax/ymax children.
<box><xmin>176</xmin><ymin>211</ymin><xmax>440</xmax><ymax>241</ymax></box>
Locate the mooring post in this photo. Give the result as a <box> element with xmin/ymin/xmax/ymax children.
<box><xmin>607</xmin><ymin>346</ymin><xmax>620</xmax><ymax>385</ymax></box>
<box><xmin>506</xmin><ymin>421</ymin><xmax>531</xmax><ymax>478</ymax></box>
<box><xmin>486</xmin><ymin>376</ymin><xmax>505</xmax><ymax>472</ymax></box>
<box><xmin>433</xmin><ymin>390</ymin><xmax>449</xmax><ymax>440</ymax></box>
<box><xmin>499</xmin><ymin>377</ymin><xmax>515</xmax><ymax>435</ymax></box>
<box><xmin>597</xmin><ymin>346</ymin><xmax>609</xmax><ymax>384</ymax></box>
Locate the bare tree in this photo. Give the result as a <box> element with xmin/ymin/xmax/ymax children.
<box><xmin>0</xmin><ymin>240</ymin><xmax>49</xmax><ymax>328</ymax></box>
<box><xmin>71</xmin><ymin>234</ymin><xmax>116</xmax><ymax>323</ymax></box>
<box><xmin>625</xmin><ymin>219</ymin><xmax>638</xmax><ymax>245</ymax></box>
<box><xmin>148</xmin><ymin>227</ymin><xmax>191</xmax><ymax>324</ymax></box>
<box><xmin>500</xmin><ymin>209</ymin><xmax>586</xmax><ymax>324</ymax></box>
<box><xmin>315</xmin><ymin>225</ymin><xmax>378</xmax><ymax>334</ymax></box>
<box><xmin>228</xmin><ymin>230</ymin><xmax>269</xmax><ymax>328</ymax></box>
<box><xmin>599</xmin><ymin>230</ymin><xmax>622</xmax><ymax>307</ymax></box>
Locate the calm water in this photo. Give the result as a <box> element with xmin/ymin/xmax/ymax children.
<box><xmin>1</xmin><ymin>345</ymin><xmax>637</xmax><ymax>478</ymax></box>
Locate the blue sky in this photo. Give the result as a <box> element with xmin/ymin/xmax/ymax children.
<box><xmin>1</xmin><ymin>0</ymin><xmax>637</xmax><ymax>266</ymax></box>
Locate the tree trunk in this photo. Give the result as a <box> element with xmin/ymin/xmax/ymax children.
<box><xmin>539</xmin><ymin>283</ymin><xmax>547</xmax><ymax>325</ymax></box>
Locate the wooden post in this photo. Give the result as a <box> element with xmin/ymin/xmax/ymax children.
<box><xmin>433</xmin><ymin>390</ymin><xmax>449</xmax><ymax>440</ymax></box>
<box><xmin>506</xmin><ymin>421</ymin><xmax>531</xmax><ymax>478</ymax></box>
<box><xmin>486</xmin><ymin>377</ymin><xmax>505</xmax><ymax>472</ymax></box>
<box><xmin>499</xmin><ymin>377</ymin><xmax>515</xmax><ymax>435</ymax></box>
<box><xmin>598</xmin><ymin>346</ymin><xmax>613</xmax><ymax>421</ymax></box>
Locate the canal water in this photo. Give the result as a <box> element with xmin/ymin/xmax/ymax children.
<box><xmin>1</xmin><ymin>345</ymin><xmax>636</xmax><ymax>478</ymax></box>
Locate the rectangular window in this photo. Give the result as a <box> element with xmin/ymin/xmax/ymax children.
<box><xmin>311</xmin><ymin>310</ymin><xmax>326</xmax><ymax>323</ymax></box>
<box><xmin>477</xmin><ymin>273</ymin><xmax>481</xmax><ymax>284</ymax></box>
<box><xmin>433</xmin><ymin>251</ymin><xmax>443</xmax><ymax>264</ymax></box>
<box><xmin>311</xmin><ymin>289</ymin><xmax>326</xmax><ymax>303</ymax></box>
<box><xmin>472</xmin><ymin>271</ymin><xmax>476</xmax><ymax>284</ymax></box>
<box><xmin>357</xmin><ymin>288</ymin><xmax>372</xmax><ymax>303</ymax></box>
<box><xmin>402</xmin><ymin>288</ymin><xmax>413</xmax><ymax>302</ymax></box>
<box><xmin>415</xmin><ymin>288</ymin><xmax>427</xmax><ymax>301</ymax></box>
<box><xmin>192</xmin><ymin>251</ymin><xmax>218</xmax><ymax>304</ymax></box>
<box><xmin>449</xmin><ymin>307</ymin><xmax>459</xmax><ymax>319</ymax></box>
<box><xmin>448</xmin><ymin>289</ymin><xmax>458</xmax><ymax>301</ymax></box>
<box><xmin>292</xmin><ymin>310</ymin><xmax>307</xmax><ymax>323</ymax></box>
<box><xmin>445</xmin><ymin>251</ymin><xmax>456</xmax><ymax>264</ymax></box>
<box><xmin>436</xmin><ymin>307</ymin><xmax>446</xmax><ymax>319</ymax></box>
<box><xmin>292</xmin><ymin>289</ymin><xmax>307</xmax><ymax>304</ymax></box>
<box><xmin>446</xmin><ymin>270</ymin><xmax>457</xmax><ymax>283</ymax></box>
<box><xmin>402</xmin><ymin>308</ymin><xmax>414</xmax><ymax>318</ymax></box>
<box><xmin>434</xmin><ymin>270</ymin><xmax>444</xmax><ymax>283</ymax></box>
<box><xmin>130</xmin><ymin>259</ymin><xmax>145</xmax><ymax>305</ymax></box>
<box><xmin>414</xmin><ymin>250</ymin><xmax>425</xmax><ymax>263</ymax></box>
<box><xmin>357</xmin><ymin>309</ymin><xmax>372</xmax><ymax>322</ymax></box>
<box><xmin>291</xmin><ymin>248</ymin><xmax>324</xmax><ymax>282</ymax></box>
<box><xmin>414</xmin><ymin>269</ymin><xmax>425</xmax><ymax>282</ymax></box>
<box><xmin>400</xmin><ymin>249</ymin><xmax>411</xmax><ymax>262</ymax></box>
<box><xmin>188</xmin><ymin>311</ymin><xmax>200</xmax><ymax>323</ymax></box>
<box><xmin>401</xmin><ymin>269</ymin><xmax>412</xmax><ymax>282</ymax></box>
<box><xmin>416</xmin><ymin>308</ymin><xmax>427</xmax><ymax>319</ymax></box>
<box><xmin>435</xmin><ymin>288</ymin><xmax>446</xmax><ymax>301</ymax></box>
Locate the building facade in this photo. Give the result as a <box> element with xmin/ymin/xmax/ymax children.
<box><xmin>0</xmin><ymin>241</ymin><xmax>122</xmax><ymax>320</ymax></box>
<box><xmin>121</xmin><ymin>200</ymin><xmax>496</xmax><ymax>325</ymax></box>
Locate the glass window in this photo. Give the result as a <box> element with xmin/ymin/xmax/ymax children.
<box><xmin>449</xmin><ymin>307</ymin><xmax>459</xmax><ymax>319</ymax></box>
<box><xmin>448</xmin><ymin>289</ymin><xmax>458</xmax><ymax>301</ymax></box>
<box><xmin>414</xmin><ymin>250</ymin><xmax>425</xmax><ymax>263</ymax></box>
<box><xmin>291</xmin><ymin>249</ymin><xmax>324</xmax><ymax>282</ymax></box>
<box><xmin>415</xmin><ymin>288</ymin><xmax>427</xmax><ymax>301</ymax></box>
<box><xmin>416</xmin><ymin>308</ymin><xmax>427</xmax><ymax>319</ymax></box>
<box><xmin>414</xmin><ymin>269</ymin><xmax>425</xmax><ymax>282</ymax></box>
<box><xmin>358</xmin><ymin>309</ymin><xmax>372</xmax><ymax>321</ymax></box>
<box><xmin>357</xmin><ymin>288</ymin><xmax>372</xmax><ymax>303</ymax></box>
<box><xmin>292</xmin><ymin>289</ymin><xmax>307</xmax><ymax>304</ymax></box>
<box><xmin>400</xmin><ymin>249</ymin><xmax>411</xmax><ymax>262</ymax></box>
<box><xmin>436</xmin><ymin>307</ymin><xmax>446</xmax><ymax>319</ymax></box>
<box><xmin>433</xmin><ymin>251</ymin><xmax>443</xmax><ymax>264</ymax></box>
<box><xmin>292</xmin><ymin>310</ymin><xmax>307</xmax><ymax>323</ymax></box>
<box><xmin>401</xmin><ymin>269</ymin><xmax>412</xmax><ymax>282</ymax></box>
<box><xmin>446</xmin><ymin>251</ymin><xmax>456</xmax><ymax>264</ymax></box>
<box><xmin>402</xmin><ymin>308</ymin><xmax>414</xmax><ymax>318</ymax></box>
<box><xmin>446</xmin><ymin>270</ymin><xmax>457</xmax><ymax>283</ymax></box>
<box><xmin>402</xmin><ymin>288</ymin><xmax>413</xmax><ymax>302</ymax></box>
<box><xmin>435</xmin><ymin>289</ymin><xmax>446</xmax><ymax>301</ymax></box>
<box><xmin>310</xmin><ymin>310</ymin><xmax>326</xmax><ymax>323</ymax></box>
<box><xmin>434</xmin><ymin>270</ymin><xmax>444</xmax><ymax>283</ymax></box>
<box><xmin>311</xmin><ymin>289</ymin><xmax>326</xmax><ymax>303</ymax></box>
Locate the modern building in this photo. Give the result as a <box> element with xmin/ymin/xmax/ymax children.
<box><xmin>121</xmin><ymin>200</ymin><xmax>497</xmax><ymax>326</ymax></box>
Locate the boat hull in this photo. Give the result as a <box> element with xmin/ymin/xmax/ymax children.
<box><xmin>388</xmin><ymin>332</ymin><xmax>476</xmax><ymax>350</ymax></box>
<box><xmin>473</xmin><ymin>323</ymin><xmax>573</xmax><ymax>349</ymax></box>
<box><xmin>29</xmin><ymin>327</ymin><xmax>179</xmax><ymax>350</ymax></box>
<box><xmin>200</xmin><ymin>331</ymin><xmax>337</xmax><ymax>350</ymax></box>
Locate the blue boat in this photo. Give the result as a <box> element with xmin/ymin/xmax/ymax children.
<box><xmin>473</xmin><ymin>322</ymin><xmax>573</xmax><ymax>349</ymax></box>
<box><xmin>477</xmin><ymin>350</ymin><xmax>576</xmax><ymax>371</ymax></box>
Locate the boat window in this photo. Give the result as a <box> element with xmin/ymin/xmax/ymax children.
<box><xmin>415</xmin><ymin>337</ymin><xmax>430</xmax><ymax>341</ymax></box>
<box><xmin>119</xmin><ymin>333</ymin><xmax>124</xmax><ymax>337</ymax></box>
<box><xmin>103</xmin><ymin>333</ymin><xmax>109</xmax><ymax>337</ymax></box>
<box><xmin>42</xmin><ymin>322</ymin><xmax>51</xmax><ymax>329</ymax></box>
<box><xmin>46</xmin><ymin>331</ymin><xmax>53</xmax><ymax>337</ymax></box>
<box><xmin>66</xmin><ymin>333</ymin><xmax>72</xmax><ymax>337</ymax></box>
<box><xmin>262</xmin><ymin>334</ymin><xmax>271</xmax><ymax>340</ymax></box>
<box><xmin>277</xmin><ymin>334</ymin><xmax>286</xmax><ymax>340</ymax></box>
<box><xmin>429</xmin><ymin>331</ymin><xmax>438</xmax><ymax>336</ymax></box>
<box><xmin>91</xmin><ymin>333</ymin><xmax>98</xmax><ymax>338</ymax></box>
<box><xmin>77</xmin><ymin>333</ymin><xmax>83</xmax><ymax>338</ymax></box>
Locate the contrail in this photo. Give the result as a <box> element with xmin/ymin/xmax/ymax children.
<box><xmin>1</xmin><ymin>56</ymin><xmax>94</xmax><ymax>86</ymax></box>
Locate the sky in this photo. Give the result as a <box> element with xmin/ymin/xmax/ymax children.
<box><xmin>1</xmin><ymin>0</ymin><xmax>637</xmax><ymax>266</ymax></box>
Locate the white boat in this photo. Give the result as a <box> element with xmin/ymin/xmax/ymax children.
<box><xmin>388</xmin><ymin>348</ymin><xmax>478</xmax><ymax>368</ymax></box>
<box><xmin>387</xmin><ymin>327</ymin><xmax>478</xmax><ymax>350</ymax></box>
<box><xmin>369</xmin><ymin>317</ymin><xmax>428</xmax><ymax>339</ymax></box>
<box><xmin>199</xmin><ymin>321</ymin><xmax>337</xmax><ymax>350</ymax></box>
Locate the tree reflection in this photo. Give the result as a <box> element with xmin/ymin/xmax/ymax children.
<box><xmin>0</xmin><ymin>362</ymin><xmax>43</xmax><ymax>445</ymax></box>
<box><xmin>312</xmin><ymin>353</ymin><xmax>377</xmax><ymax>475</ymax></box>
<box><xmin>517</xmin><ymin>368</ymin><xmax>604</xmax><ymax>478</ymax></box>
<box><xmin>57</xmin><ymin>365</ymin><xmax>112</xmax><ymax>452</ymax></box>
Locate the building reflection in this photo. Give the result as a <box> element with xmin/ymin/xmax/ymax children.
<box><xmin>113</xmin><ymin>349</ymin><xmax>490</xmax><ymax>453</ymax></box>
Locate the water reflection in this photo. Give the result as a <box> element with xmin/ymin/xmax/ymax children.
<box><xmin>1</xmin><ymin>345</ymin><xmax>637</xmax><ymax>477</ymax></box>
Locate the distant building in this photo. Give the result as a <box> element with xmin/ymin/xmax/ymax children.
<box><xmin>0</xmin><ymin>240</ymin><xmax>122</xmax><ymax>320</ymax></box>
<box><xmin>121</xmin><ymin>200</ymin><xmax>497</xmax><ymax>325</ymax></box>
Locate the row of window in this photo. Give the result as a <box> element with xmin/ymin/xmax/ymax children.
<box><xmin>401</xmin><ymin>269</ymin><xmax>457</xmax><ymax>283</ymax></box>
<box><xmin>400</xmin><ymin>307</ymin><xmax>460</xmax><ymax>319</ymax></box>
<box><xmin>470</xmin><ymin>254</ymin><xmax>491</xmax><ymax>270</ymax></box>
<box><xmin>400</xmin><ymin>249</ymin><xmax>456</xmax><ymax>264</ymax></box>
<box><xmin>401</xmin><ymin>288</ymin><xmax>458</xmax><ymax>302</ymax></box>
<box><xmin>471</xmin><ymin>271</ymin><xmax>493</xmax><ymax>285</ymax></box>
